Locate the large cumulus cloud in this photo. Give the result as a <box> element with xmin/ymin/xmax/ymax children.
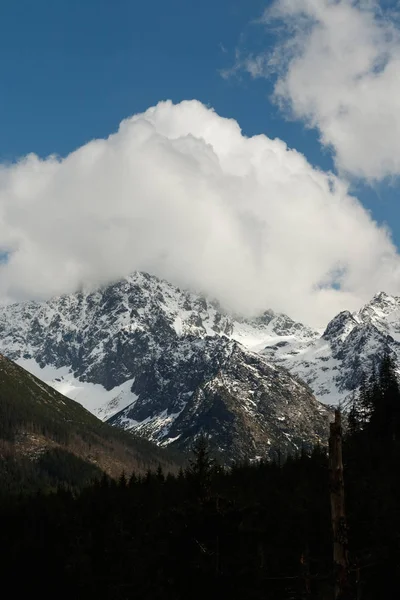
<box><xmin>0</xmin><ymin>99</ymin><xmax>399</xmax><ymax>325</ymax></box>
<box><xmin>238</xmin><ymin>0</ymin><xmax>400</xmax><ymax>181</ymax></box>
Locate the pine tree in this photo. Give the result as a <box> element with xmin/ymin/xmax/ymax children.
<box><xmin>118</xmin><ymin>471</ymin><xmax>127</xmax><ymax>488</ymax></box>
<box><xmin>156</xmin><ymin>464</ymin><xmax>165</xmax><ymax>483</ymax></box>
<box><xmin>346</xmin><ymin>376</ymin><xmax>369</xmax><ymax>437</ymax></box>
<box><xmin>187</xmin><ymin>433</ymin><xmax>215</xmax><ymax>499</ymax></box>
<box><xmin>128</xmin><ymin>472</ymin><xmax>137</xmax><ymax>488</ymax></box>
<box><xmin>369</xmin><ymin>352</ymin><xmax>400</xmax><ymax>443</ymax></box>
<box><xmin>359</xmin><ymin>372</ymin><xmax>373</xmax><ymax>419</ymax></box>
<box><xmin>367</xmin><ymin>370</ymin><xmax>380</xmax><ymax>417</ymax></box>
<box><xmin>100</xmin><ymin>471</ymin><xmax>110</xmax><ymax>489</ymax></box>
<box><xmin>348</xmin><ymin>394</ymin><xmax>361</xmax><ymax>436</ymax></box>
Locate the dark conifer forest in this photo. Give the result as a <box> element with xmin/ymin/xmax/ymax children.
<box><xmin>1</xmin><ymin>355</ymin><xmax>400</xmax><ymax>599</ymax></box>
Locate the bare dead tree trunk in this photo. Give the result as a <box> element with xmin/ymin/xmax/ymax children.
<box><xmin>329</xmin><ymin>409</ymin><xmax>351</xmax><ymax>600</ymax></box>
<box><xmin>300</xmin><ymin>544</ymin><xmax>311</xmax><ymax>599</ymax></box>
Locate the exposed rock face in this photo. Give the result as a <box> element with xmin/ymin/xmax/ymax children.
<box><xmin>109</xmin><ymin>337</ymin><xmax>329</xmax><ymax>461</ymax></box>
<box><xmin>0</xmin><ymin>272</ymin><xmax>329</xmax><ymax>461</ymax></box>
<box><xmin>262</xmin><ymin>292</ymin><xmax>400</xmax><ymax>404</ymax></box>
<box><xmin>2</xmin><ymin>272</ymin><xmax>399</xmax><ymax>457</ymax></box>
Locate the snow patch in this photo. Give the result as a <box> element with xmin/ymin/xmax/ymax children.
<box><xmin>16</xmin><ymin>358</ymin><xmax>136</xmax><ymax>419</ymax></box>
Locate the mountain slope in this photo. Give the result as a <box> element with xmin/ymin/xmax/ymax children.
<box><xmin>1</xmin><ymin>270</ymin><xmax>398</xmax><ymax>457</ymax></box>
<box><xmin>261</xmin><ymin>292</ymin><xmax>400</xmax><ymax>404</ymax></box>
<box><xmin>0</xmin><ymin>272</ymin><xmax>318</xmax><ymax>413</ymax></box>
<box><xmin>0</xmin><ymin>354</ymin><xmax>179</xmax><ymax>492</ymax></box>
<box><xmin>0</xmin><ymin>272</ymin><xmax>329</xmax><ymax>461</ymax></box>
<box><xmin>0</xmin><ymin>272</ymin><xmax>236</xmax><ymax>416</ymax></box>
<box><xmin>108</xmin><ymin>337</ymin><xmax>329</xmax><ymax>461</ymax></box>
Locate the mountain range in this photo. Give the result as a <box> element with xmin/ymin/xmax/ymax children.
<box><xmin>0</xmin><ymin>272</ymin><xmax>398</xmax><ymax>461</ymax></box>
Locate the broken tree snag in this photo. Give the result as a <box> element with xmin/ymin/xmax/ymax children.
<box><xmin>329</xmin><ymin>409</ymin><xmax>351</xmax><ymax>600</ymax></box>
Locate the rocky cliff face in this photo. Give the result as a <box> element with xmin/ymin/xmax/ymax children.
<box><xmin>2</xmin><ymin>272</ymin><xmax>398</xmax><ymax>457</ymax></box>
<box><xmin>108</xmin><ymin>337</ymin><xmax>328</xmax><ymax>461</ymax></box>
<box><xmin>0</xmin><ymin>272</ymin><xmax>329</xmax><ymax>461</ymax></box>
<box><xmin>261</xmin><ymin>292</ymin><xmax>400</xmax><ymax>405</ymax></box>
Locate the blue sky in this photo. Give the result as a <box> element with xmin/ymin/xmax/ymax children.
<box><xmin>1</xmin><ymin>0</ymin><xmax>398</xmax><ymax>244</ymax></box>
<box><xmin>1</xmin><ymin>0</ymin><xmax>400</xmax><ymax>323</ymax></box>
<box><xmin>0</xmin><ymin>0</ymin><xmax>268</xmax><ymax>159</ymax></box>
<box><xmin>0</xmin><ymin>0</ymin><xmax>336</xmax><ymax>173</ymax></box>
<box><xmin>0</xmin><ymin>0</ymin><xmax>345</xmax><ymax>172</ymax></box>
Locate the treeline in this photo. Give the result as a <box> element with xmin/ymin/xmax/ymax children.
<box><xmin>1</xmin><ymin>354</ymin><xmax>400</xmax><ymax>598</ymax></box>
<box><xmin>0</xmin><ymin>443</ymin><xmax>331</xmax><ymax>600</ymax></box>
<box><xmin>0</xmin><ymin>447</ymin><xmax>104</xmax><ymax>495</ymax></box>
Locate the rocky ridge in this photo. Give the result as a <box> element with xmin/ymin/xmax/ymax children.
<box><xmin>0</xmin><ymin>272</ymin><xmax>329</xmax><ymax>461</ymax></box>
<box><xmin>261</xmin><ymin>291</ymin><xmax>400</xmax><ymax>404</ymax></box>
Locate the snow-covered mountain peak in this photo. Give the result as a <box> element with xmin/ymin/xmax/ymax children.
<box><xmin>232</xmin><ymin>310</ymin><xmax>318</xmax><ymax>354</ymax></box>
<box><xmin>355</xmin><ymin>292</ymin><xmax>400</xmax><ymax>329</ymax></box>
<box><xmin>0</xmin><ymin>271</ymin><xmax>329</xmax><ymax>461</ymax></box>
<box><xmin>322</xmin><ymin>311</ymin><xmax>357</xmax><ymax>344</ymax></box>
<box><xmin>369</xmin><ymin>290</ymin><xmax>398</xmax><ymax>307</ymax></box>
<box><xmin>259</xmin><ymin>290</ymin><xmax>400</xmax><ymax>406</ymax></box>
<box><xmin>2</xmin><ymin>272</ymin><xmax>400</xmax><ymax>415</ymax></box>
<box><xmin>89</xmin><ymin>271</ymin><xmax>233</xmax><ymax>339</ymax></box>
<box><xmin>7</xmin><ymin>273</ymin><xmax>400</xmax><ymax>456</ymax></box>
<box><xmin>320</xmin><ymin>293</ymin><xmax>400</xmax><ymax>346</ymax></box>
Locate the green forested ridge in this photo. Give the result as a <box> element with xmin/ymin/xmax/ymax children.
<box><xmin>0</xmin><ymin>354</ymin><xmax>180</xmax><ymax>492</ymax></box>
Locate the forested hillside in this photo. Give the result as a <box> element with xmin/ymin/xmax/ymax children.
<box><xmin>0</xmin><ymin>355</ymin><xmax>179</xmax><ymax>493</ymax></box>
<box><xmin>1</xmin><ymin>353</ymin><xmax>400</xmax><ymax>599</ymax></box>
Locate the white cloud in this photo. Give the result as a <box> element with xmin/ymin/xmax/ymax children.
<box><xmin>0</xmin><ymin>99</ymin><xmax>399</xmax><ymax>325</ymax></box>
<box><xmin>249</xmin><ymin>0</ymin><xmax>400</xmax><ymax>180</ymax></box>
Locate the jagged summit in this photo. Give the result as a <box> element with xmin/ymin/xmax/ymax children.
<box><xmin>0</xmin><ymin>271</ymin><xmax>328</xmax><ymax>462</ymax></box>
<box><xmin>262</xmin><ymin>290</ymin><xmax>400</xmax><ymax>405</ymax></box>
<box><xmin>3</xmin><ymin>271</ymin><xmax>398</xmax><ymax>458</ymax></box>
<box><xmin>372</xmin><ymin>291</ymin><xmax>392</xmax><ymax>301</ymax></box>
<box><xmin>0</xmin><ymin>272</ymin><xmax>400</xmax><ymax>412</ymax></box>
<box><xmin>322</xmin><ymin>311</ymin><xmax>357</xmax><ymax>343</ymax></box>
<box><xmin>355</xmin><ymin>291</ymin><xmax>400</xmax><ymax>326</ymax></box>
<box><xmin>370</xmin><ymin>290</ymin><xmax>398</xmax><ymax>304</ymax></box>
